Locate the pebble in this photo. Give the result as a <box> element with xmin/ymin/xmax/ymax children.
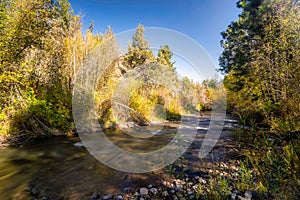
<box><xmin>231</xmin><ymin>192</ymin><xmax>237</xmax><ymax>200</ymax></box>
<box><xmin>162</xmin><ymin>191</ymin><xmax>169</xmax><ymax>197</ymax></box>
<box><xmin>187</xmin><ymin>182</ymin><xmax>193</xmax><ymax>187</ymax></box>
<box><xmin>90</xmin><ymin>193</ymin><xmax>100</xmax><ymax>200</ymax></box>
<box><xmin>149</xmin><ymin>188</ymin><xmax>158</xmax><ymax>195</ymax></box>
<box><xmin>237</xmin><ymin>195</ymin><xmax>247</xmax><ymax>200</ymax></box>
<box><xmin>175</xmin><ymin>186</ymin><xmax>181</xmax><ymax>191</ymax></box>
<box><xmin>139</xmin><ymin>187</ymin><xmax>148</xmax><ymax>196</ymax></box>
<box><xmin>199</xmin><ymin>177</ymin><xmax>207</xmax><ymax>184</ymax></box>
<box><xmin>187</xmin><ymin>190</ymin><xmax>193</xmax><ymax>195</ymax></box>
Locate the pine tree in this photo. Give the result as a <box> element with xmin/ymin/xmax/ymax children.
<box><xmin>157</xmin><ymin>45</ymin><xmax>175</xmax><ymax>69</ymax></box>
<box><xmin>219</xmin><ymin>0</ymin><xmax>300</xmax><ymax>132</ymax></box>
<box><xmin>123</xmin><ymin>24</ymin><xmax>154</xmax><ymax>69</ymax></box>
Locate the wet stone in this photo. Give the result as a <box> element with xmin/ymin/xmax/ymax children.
<box><xmin>101</xmin><ymin>194</ymin><xmax>114</xmax><ymax>200</ymax></box>
<box><xmin>162</xmin><ymin>191</ymin><xmax>169</xmax><ymax>197</ymax></box>
<box><xmin>139</xmin><ymin>187</ymin><xmax>148</xmax><ymax>196</ymax></box>
<box><xmin>116</xmin><ymin>195</ymin><xmax>123</xmax><ymax>200</ymax></box>
<box><xmin>149</xmin><ymin>188</ymin><xmax>158</xmax><ymax>195</ymax></box>
<box><xmin>90</xmin><ymin>193</ymin><xmax>100</xmax><ymax>200</ymax></box>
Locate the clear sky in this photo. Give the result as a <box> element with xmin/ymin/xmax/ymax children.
<box><xmin>69</xmin><ymin>0</ymin><xmax>241</xmax><ymax>82</ymax></box>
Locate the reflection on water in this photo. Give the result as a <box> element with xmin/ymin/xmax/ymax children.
<box><xmin>0</xmin><ymin>123</ymin><xmax>181</xmax><ymax>199</ymax></box>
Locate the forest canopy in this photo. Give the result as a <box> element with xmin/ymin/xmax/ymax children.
<box><xmin>0</xmin><ymin>0</ymin><xmax>216</xmax><ymax>145</ymax></box>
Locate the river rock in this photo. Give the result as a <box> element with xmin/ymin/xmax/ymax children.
<box><xmin>244</xmin><ymin>190</ymin><xmax>252</xmax><ymax>200</ymax></box>
<box><xmin>90</xmin><ymin>193</ymin><xmax>100</xmax><ymax>200</ymax></box>
<box><xmin>175</xmin><ymin>186</ymin><xmax>181</xmax><ymax>192</ymax></box>
<box><xmin>231</xmin><ymin>190</ymin><xmax>241</xmax><ymax>200</ymax></box>
<box><xmin>187</xmin><ymin>190</ymin><xmax>193</xmax><ymax>195</ymax></box>
<box><xmin>149</xmin><ymin>187</ymin><xmax>158</xmax><ymax>195</ymax></box>
<box><xmin>101</xmin><ymin>194</ymin><xmax>113</xmax><ymax>200</ymax></box>
<box><xmin>74</xmin><ymin>142</ymin><xmax>84</xmax><ymax>147</ymax></box>
<box><xmin>139</xmin><ymin>187</ymin><xmax>148</xmax><ymax>196</ymax></box>
<box><xmin>162</xmin><ymin>191</ymin><xmax>169</xmax><ymax>197</ymax></box>
<box><xmin>116</xmin><ymin>195</ymin><xmax>123</xmax><ymax>200</ymax></box>
<box><xmin>198</xmin><ymin>177</ymin><xmax>207</xmax><ymax>184</ymax></box>
<box><xmin>172</xmin><ymin>195</ymin><xmax>178</xmax><ymax>200</ymax></box>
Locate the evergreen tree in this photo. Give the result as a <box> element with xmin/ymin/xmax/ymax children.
<box><xmin>157</xmin><ymin>45</ymin><xmax>175</xmax><ymax>69</ymax></box>
<box><xmin>219</xmin><ymin>0</ymin><xmax>300</xmax><ymax>133</ymax></box>
<box><xmin>123</xmin><ymin>24</ymin><xmax>155</xmax><ymax>69</ymax></box>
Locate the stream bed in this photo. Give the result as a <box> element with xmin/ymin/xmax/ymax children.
<box><xmin>0</xmin><ymin>113</ymin><xmax>239</xmax><ymax>199</ymax></box>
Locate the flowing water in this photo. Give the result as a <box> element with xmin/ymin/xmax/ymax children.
<box><xmin>0</xmin><ymin>113</ymin><xmax>238</xmax><ymax>199</ymax></box>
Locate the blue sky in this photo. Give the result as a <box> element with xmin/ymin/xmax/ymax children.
<box><xmin>69</xmin><ymin>0</ymin><xmax>241</xmax><ymax>81</ymax></box>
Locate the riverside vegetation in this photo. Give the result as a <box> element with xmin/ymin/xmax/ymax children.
<box><xmin>0</xmin><ymin>0</ymin><xmax>299</xmax><ymax>199</ymax></box>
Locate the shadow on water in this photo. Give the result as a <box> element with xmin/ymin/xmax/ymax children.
<box><xmin>0</xmin><ymin>126</ymin><xmax>178</xmax><ymax>199</ymax></box>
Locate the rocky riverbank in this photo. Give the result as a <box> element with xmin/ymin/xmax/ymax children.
<box><xmin>4</xmin><ymin>114</ymin><xmax>269</xmax><ymax>200</ymax></box>
<box><xmin>28</xmin><ymin>168</ymin><xmax>264</xmax><ymax>200</ymax></box>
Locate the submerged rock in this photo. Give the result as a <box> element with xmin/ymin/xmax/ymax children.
<box><xmin>74</xmin><ymin>142</ymin><xmax>84</xmax><ymax>147</ymax></box>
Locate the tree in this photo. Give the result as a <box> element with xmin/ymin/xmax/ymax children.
<box><xmin>0</xmin><ymin>0</ymin><xmax>79</xmax><ymax>141</ymax></box>
<box><xmin>219</xmin><ymin>0</ymin><xmax>300</xmax><ymax>133</ymax></box>
<box><xmin>157</xmin><ymin>45</ymin><xmax>175</xmax><ymax>69</ymax></box>
<box><xmin>123</xmin><ymin>24</ymin><xmax>155</xmax><ymax>69</ymax></box>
